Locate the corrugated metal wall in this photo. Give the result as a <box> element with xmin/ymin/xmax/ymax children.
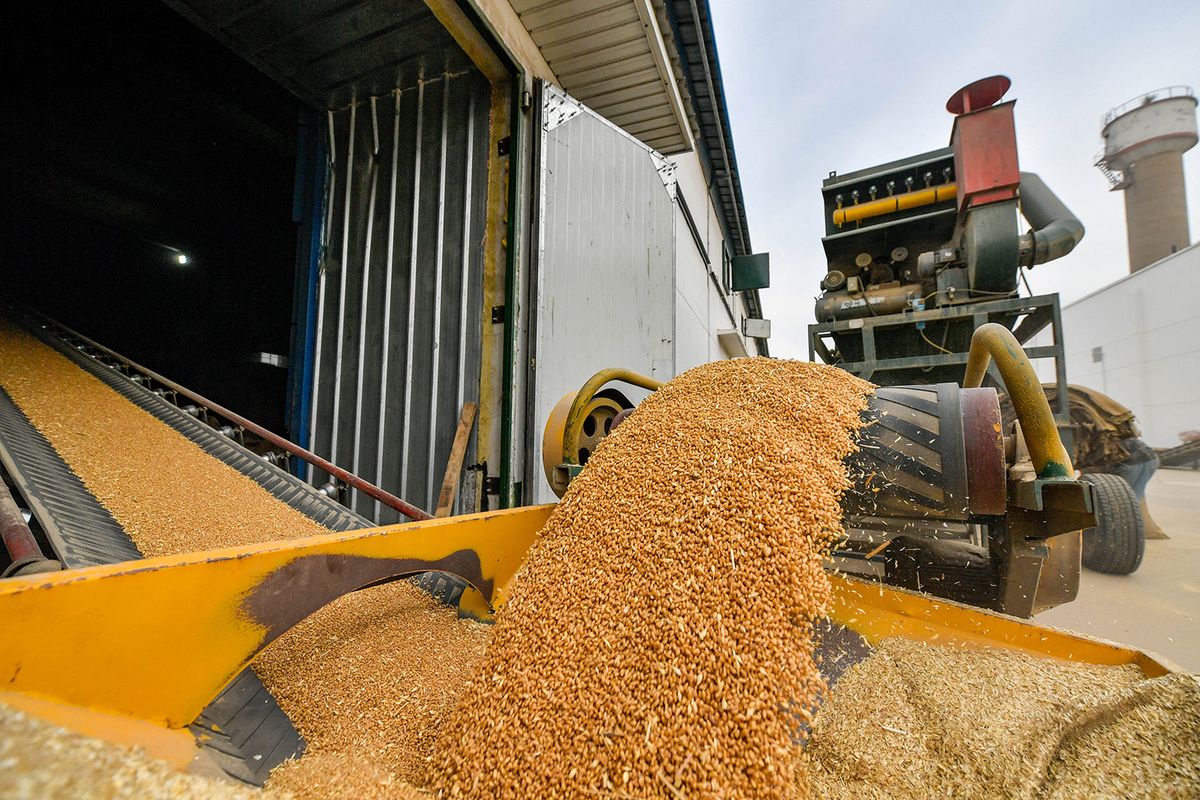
<box><xmin>529</xmin><ymin>83</ymin><xmax>677</xmax><ymax>503</ymax></box>
<box><xmin>308</xmin><ymin>69</ymin><xmax>491</xmax><ymax>523</ymax></box>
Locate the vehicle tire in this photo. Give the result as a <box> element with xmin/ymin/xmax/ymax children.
<box><xmin>1079</xmin><ymin>473</ymin><xmax>1144</xmax><ymax>575</ymax></box>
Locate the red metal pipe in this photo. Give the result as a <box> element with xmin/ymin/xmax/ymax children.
<box><xmin>34</xmin><ymin>315</ymin><xmax>433</xmax><ymax>522</ymax></box>
<box><xmin>1</xmin><ymin>484</ymin><xmax>61</xmax><ymax>577</ymax></box>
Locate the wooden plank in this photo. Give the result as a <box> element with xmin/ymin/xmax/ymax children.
<box><xmin>435</xmin><ymin>402</ymin><xmax>477</xmax><ymax>518</ymax></box>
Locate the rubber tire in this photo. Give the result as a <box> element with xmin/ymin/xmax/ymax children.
<box><xmin>1079</xmin><ymin>473</ymin><xmax>1145</xmax><ymax>575</ymax></box>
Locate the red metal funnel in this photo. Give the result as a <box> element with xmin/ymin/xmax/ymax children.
<box><xmin>947</xmin><ymin>75</ymin><xmax>1012</xmax><ymax>115</ymax></box>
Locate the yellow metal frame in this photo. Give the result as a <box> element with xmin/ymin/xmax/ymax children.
<box><xmin>964</xmin><ymin>323</ymin><xmax>1073</xmax><ymax>478</ymax></box>
<box><xmin>542</xmin><ymin>391</ymin><xmax>626</xmax><ymax>496</ymax></box>
<box><xmin>0</xmin><ymin>501</ymin><xmax>1174</xmax><ymax>764</ymax></box>
<box><xmin>0</xmin><ymin>505</ymin><xmax>553</xmax><ymax>729</ymax></box>
<box><xmin>560</xmin><ymin>368</ymin><xmax>663</xmax><ymax>466</ymax></box>
<box><xmin>828</xmin><ymin>574</ymin><xmax>1175</xmax><ymax>677</ymax></box>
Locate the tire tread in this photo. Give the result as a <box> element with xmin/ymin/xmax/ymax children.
<box><xmin>1080</xmin><ymin>473</ymin><xmax>1144</xmax><ymax>575</ymax></box>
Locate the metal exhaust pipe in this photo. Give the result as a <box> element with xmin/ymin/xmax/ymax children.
<box><xmin>1018</xmin><ymin>172</ymin><xmax>1085</xmax><ymax>266</ymax></box>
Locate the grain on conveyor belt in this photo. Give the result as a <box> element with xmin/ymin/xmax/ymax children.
<box><xmin>800</xmin><ymin>637</ymin><xmax>1199</xmax><ymax>799</ymax></box>
<box><xmin>432</xmin><ymin>358</ymin><xmax>873</xmax><ymax>799</ymax></box>
<box><xmin>258</xmin><ymin>582</ymin><xmax>492</xmax><ymax>796</ymax></box>
<box><xmin>0</xmin><ymin>321</ymin><xmax>476</xmax><ymax>795</ymax></box>
<box><xmin>0</xmin><ymin>322</ymin><xmax>332</xmax><ymax>554</ymax></box>
<box><xmin>0</xmin><ymin>701</ymin><xmax>282</xmax><ymax>800</ymax></box>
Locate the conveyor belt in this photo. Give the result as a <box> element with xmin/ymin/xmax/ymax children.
<box><xmin>26</xmin><ymin>321</ymin><xmax>369</xmax><ymax>533</ymax></box>
<box><xmin>0</xmin><ymin>387</ymin><xmax>139</xmax><ymax>568</ymax></box>
<box><xmin>0</xmin><ymin>319</ymin><xmax>382</xmax><ymax>784</ymax></box>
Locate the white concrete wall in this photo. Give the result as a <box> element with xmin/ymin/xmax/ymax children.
<box><xmin>1030</xmin><ymin>243</ymin><xmax>1200</xmax><ymax>448</ymax></box>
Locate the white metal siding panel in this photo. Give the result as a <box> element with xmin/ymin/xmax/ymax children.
<box><xmin>1030</xmin><ymin>244</ymin><xmax>1200</xmax><ymax>447</ymax></box>
<box><xmin>539</xmin><ymin>21</ymin><xmax>644</xmax><ymax>60</ymax></box>
<box><xmin>518</xmin><ymin>0</ymin><xmax>637</xmax><ymax>32</ymax></box>
<box><xmin>553</xmin><ymin>39</ymin><xmax>648</xmax><ymax>79</ymax></box>
<box><xmin>532</xmin><ymin>84</ymin><xmax>676</xmax><ymax>503</ymax></box>
<box><xmin>675</xmin><ymin>289</ymin><xmax>710</xmax><ymax>372</ymax></box>
<box><xmin>669</xmin><ymin>150</ymin><xmax>749</xmax><ymax>362</ymax></box>
<box><xmin>674</xmin><ymin>193</ymin><xmax>711</xmax><ymax>372</ymax></box>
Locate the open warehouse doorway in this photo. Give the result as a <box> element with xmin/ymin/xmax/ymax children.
<box><xmin>3</xmin><ymin>0</ymin><xmax>505</xmax><ymax>522</ymax></box>
<box><xmin>3</xmin><ymin>0</ymin><xmax>304</xmax><ymax>434</ymax></box>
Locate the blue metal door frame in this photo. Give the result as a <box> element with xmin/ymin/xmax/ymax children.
<box><xmin>286</xmin><ymin>109</ymin><xmax>328</xmax><ymax>476</ymax></box>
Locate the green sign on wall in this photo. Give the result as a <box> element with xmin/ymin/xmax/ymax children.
<box><xmin>731</xmin><ymin>253</ymin><xmax>769</xmax><ymax>291</ymax></box>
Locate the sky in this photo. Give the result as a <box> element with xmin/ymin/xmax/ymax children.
<box><xmin>709</xmin><ymin>0</ymin><xmax>1200</xmax><ymax>359</ymax></box>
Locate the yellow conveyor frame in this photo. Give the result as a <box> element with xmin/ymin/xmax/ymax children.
<box><xmin>0</xmin><ymin>504</ymin><xmax>1178</xmax><ymax>769</ymax></box>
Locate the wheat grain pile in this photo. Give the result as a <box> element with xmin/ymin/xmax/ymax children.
<box><xmin>0</xmin><ymin>321</ymin><xmax>478</xmax><ymax>794</ymax></box>
<box><xmin>801</xmin><ymin>638</ymin><xmax>1200</xmax><ymax>799</ymax></box>
<box><xmin>431</xmin><ymin>358</ymin><xmax>873</xmax><ymax>799</ymax></box>
<box><xmin>259</xmin><ymin>584</ymin><xmax>491</xmax><ymax>798</ymax></box>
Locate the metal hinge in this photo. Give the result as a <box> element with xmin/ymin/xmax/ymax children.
<box><xmin>497</xmin><ymin>137</ymin><xmax>510</xmax><ymax>157</ymax></box>
<box><xmin>491</xmin><ymin>305</ymin><xmax>506</xmax><ymax>324</ymax></box>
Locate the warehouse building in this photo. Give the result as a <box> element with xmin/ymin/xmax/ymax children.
<box><xmin>4</xmin><ymin>0</ymin><xmax>769</xmax><ymax>517</ymax></box>
<box><xmin>1032</xmin><ymin>243</ymin><xmax>1200</xmax><ymax>448</ymax></box>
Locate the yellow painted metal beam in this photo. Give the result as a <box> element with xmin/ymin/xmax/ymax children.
<box><xmin>562</xmin><ymin>368</ymin><xmax>663</xmax><ymax>465</ymax></box>
<box><xmin>0</xmin><ymin>505</ymin><xmax>554</xmax><ymax>728</ymax></box>
<box><xmin>422</xmin><ymin>0</ymin><xmax>512</xmax><ymax>86</ymax></box>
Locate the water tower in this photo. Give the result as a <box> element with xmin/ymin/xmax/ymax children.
<box><xmin>1096</xmin><ymin>86</ymin><xmax>1197</xmax><ymax>272</ymax></box>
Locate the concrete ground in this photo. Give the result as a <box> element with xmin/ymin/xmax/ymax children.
<box><xmin>1038</xmin><ymin>468</ymin><xmax>1200</xmax><ymax>671</ymax></box>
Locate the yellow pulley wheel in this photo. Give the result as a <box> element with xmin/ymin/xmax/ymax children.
<box><xmin>542</xmin><ymin>390</ymin><xmax>630</xmax><ymax>497</ymax></box>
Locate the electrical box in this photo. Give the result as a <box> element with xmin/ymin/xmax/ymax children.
<box><xmin>743</xmin><ymin>317</ymin><xmax>771</xmax><ymax>339</ymax></box>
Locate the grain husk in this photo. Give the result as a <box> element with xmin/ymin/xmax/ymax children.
<box><xmin>0</xmin><ymin>702</ymin><xmax>280</xmax><ymax>800</ymax></box>
<box><xmin>801</xmin><ymin>637</ymin><xmax>1200</xmax><ymax>799</ymax></box>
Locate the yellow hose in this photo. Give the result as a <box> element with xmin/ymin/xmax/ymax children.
<box><xmin>964</xmin><ymin>324</ymin><xmax>1072</xmax><ymax>478</ymax></box>
<box><xmin>562</xmin><ymin>368</ymin><xmax>664</xmax><ymax>465</ymax></box>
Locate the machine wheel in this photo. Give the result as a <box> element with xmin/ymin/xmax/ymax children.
<box><xmin>1079</xmin><ymin>473</ymin><xmax>1144</xmax><ymax>575</ymax></box>
<box><xmin>542</xmin><ymin>388</ymin><xmax>632</xmax><ymax>497</ymax></box>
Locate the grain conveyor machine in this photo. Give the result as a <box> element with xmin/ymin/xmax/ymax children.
<box><xmin>540</xmin><ymin>325</ymin><xmax>1093</xmax><ymax>620</ymax></box>
<box><xmin>0</xmin><ymin>306</ymin><xmax>1175</xmax><ymax>790</ymax></box>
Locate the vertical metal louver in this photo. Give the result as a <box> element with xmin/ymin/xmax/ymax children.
<box><xmin>308</xmin><ymin>70</ymin><xmax>490</xmax><ymax>524</ymax></box>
